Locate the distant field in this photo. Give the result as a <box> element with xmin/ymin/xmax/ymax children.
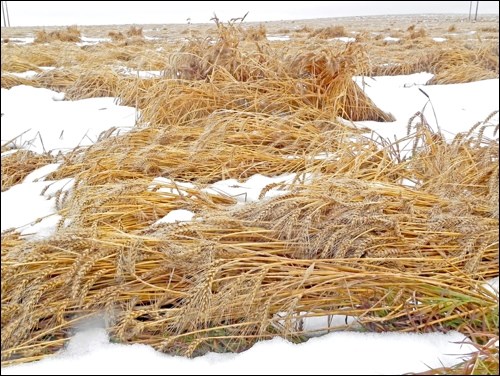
<box><xmin>1</xmin><ymin>13</ymin><xmax>498</xmax><ymax>40</ymax></box>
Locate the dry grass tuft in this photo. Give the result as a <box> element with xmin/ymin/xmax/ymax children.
<box><xmin>108</xmin><ymin>31</ymin><xmax>126</xmax><ymax>42</ymax></box>
<box><xmin>63</xmin><ymin>67</ymin><xmax>123</xmax><ymax>100</ymax></box>
<box><xmin>287</xmin><ymin>44</ymin><xmax>394</xmax><ymax>121</ymax></box>
<box><xmin>243</xmin><ymin>24</ymin><xmax>267</xmax><ymax>41</ymax></box>
<box><xmin>34</xmin><ymin>26</ymin><xmax>81</xmax><ymax>43</ymax></box>
<box><xmin>480</xmin><ymin>26</ymin><xmax>498</xmax><ymax>33</ymax></box>
<box><xmin>309</xmin><ymin>26</ymin><xmax>346</xmax><ymax>39</ymax></box>
<box><xmin>427</xmin><ymin>42</ymin><xmax>499</xmax><ymax>84</ymax></box>
<box><xmin>408</xmin><ymin>28</ymin><xmax>427</xmax><ymax>39</ymax></box>
<box><xmin>126</xmin><ymin>26</ymin><xmax>144</xmax><ymax>38</ymax></box>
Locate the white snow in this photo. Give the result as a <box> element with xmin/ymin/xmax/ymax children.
<box><xmin>432</xmin><ymin>37</ymin><xmax>447</xmax><ymax>42</ymax></box>
<box><xmin>81</xmin><ymin>36</ymin><xmax>109</xmax><ymax>43</ymax></box>
<box><xmin>1</xmin><ymin>177</ymin><xmax>73</xmax><ymax>239</ymax></box>
<box><xmin>400</xmin><ymin>178</ymin><xmax>418</xmax><ymax>187</ymax></box>
<box><xmin>275</xmin><ymin>311</ymin><xmax>360</xmax><ymax>337</ymax></box>
<box><xmin>23</xmin><ymin>163</ymin><xmax>61</xmax><ymax>183</ymax></box>
<box><xmin>149</xmin><ymin>177</ymin><xmax>196</xmax><ymax>196</ymax></box>
<box><xmin>483</xmin><ymin>276</ymin><xmax>499</xmax><ymax>296</ymax></box>
<box><xmin>203</xmin><ymin>173</ymin><xmax>306</xmax><ymax>203</ymax></box>
<box><xmin>266</xmin><ymin>35</ymin><xmax>290</xmax><ymax>41</ymax></box>
<box><xmin>353</xmin><ymin>75</ymin><xmax>499</xmax><ymax>143</ymax></box>
<box><xmin>1</xmin><ymin>149</ymin><xmax>20</xmax><ymax>158</ymax></box>
<box><xmin>52</xmin><ymin>91</ymin><xmax>66</xmax><ymax>101</ymax></box>
<box><xmin>154</xmin><ymin>209</ymin><xmax>195</xmax><ymax>225</ymax></box>
<box><xmin>383</xmin><ymin>36</ymin><xmax>400</xmax><ymax>42</ymax></box>
<box><xmin>300</xmin><ymin>314</ymin><xmax>358</xmax><ymax>334</ymax></box>
<box><xmin>330</xmin><ymin>37</ymin><xmax>356</xmax><ymax>43</ymax></box>
<box><xmin>115</xmin><ymin>66</ymin><xmax>163</xmax><ymax>78</ymax></box>
<box><xmin>150</xmin><ymin>173</ymin><xmax>300</xmax><ymax>207</ymax></box>
<box><xmin>2</xmin><ymin>326</ymin><xmax>476</xmax><ymax>375</ymax></box>
<box><xmin>5</xmin><ymin>70</ymin><xmax>40</xmax><ymax>79</ymax></box>
<box><xmin>3</xmin><ymin>66</ymin><xmax>55</xmax><ymax>79</ymax></box>
<box><xmin>1</xmin><ymin>85</ymin><xmax>137</xmax><ymax>154</ymax></box>
<box><xmin>76</xmin><ymin>36</ymin><xmax>110</xmax><ymax>46</ymax></box>
<box><xmin>4</xmin><ymin>36</ymin><xmax>35</xmax><ymax>44</ymax></box>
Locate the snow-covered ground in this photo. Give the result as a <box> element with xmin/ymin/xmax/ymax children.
<box><xmin>4</xmin><ymin>66</ymin><xmax>55</xmax><ymax>79</ymax></box>
<box><xmin>1</xmin><ymin>85</ymin><xmax>136</xmax><ymax>154</ymax></box>
<box><xmin>353</xmin><ymin>73</ymin><xmax>499</xmax><ymax>142</ymax></box>
<box><xmin>330</xmin><ymin>37</ymin><xmax>357</xmax><ymax>43</ymax></box>
<box><xmin>115</xmin><ymin>66</ymin><xmax>164</xmax><ymax>78</ymax></box>
<box><xmin>266</xmin><ymin>35</ymin><xmax>290</xmax><ymax>41</ymax></box>
<box><xmin>1</xmin><ymin>72</ymin><xmax>498</xmax><ymax>374</ymax></box>
<box><xmin>3</xmin><ymin>36</ymin><xmax>35</xmax><ymax>44</ymax></box>
<box><xmin>1</xmin><ymin>325</ymin><xmax>480</xmax><ymax>375</ymax></box>
<box><xmin>383</xmin><ymin>36</ymin><xmax>400</xmax><ymax>42</ymax></box>
<box><xmin>76</xmin><ymin>36</ymin><xmax>110</xmax><ymax>46</ymax></box>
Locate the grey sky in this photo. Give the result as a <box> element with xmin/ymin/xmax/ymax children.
<box><xmin>2</xmin><ymin>1</ymin><xmax>499</xmax><ymax>27</ymax></box>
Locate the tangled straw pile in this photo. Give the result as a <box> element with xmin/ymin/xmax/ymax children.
<box><xmin>1</xmin><ymin>16</ymin><xmax>499</xmax><ymax>373</ymax></box>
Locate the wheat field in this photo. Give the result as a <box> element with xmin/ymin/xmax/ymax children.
<box><xmin>1</xmin><ymin>14</ymin><xmax>499</xmax><ymax>374</ymax></box>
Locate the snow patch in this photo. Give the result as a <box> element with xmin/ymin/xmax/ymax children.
<box><xmin>330</xmin><ymin>37</ymin><xmax>356</xmax><ymax>43</ymax></box>
<box><xmin>1</xmin><ymin>178</ymin><xmax>73</xmax><ymax>239</ymax></box>
<box><xmin>23</xmin><ymin>163</ymin><xmax>61</xmax><ymax>183</ymax></box>
<box><xmin>1</xmin><ymin>85</ymin><xmax>136</xmax><ymax>154</ymax></box>
<box><xmin>203</xmin><ymin>173</ymin><xmax>307</xmax><ymax>203</ymax></box>
<box><xmin>154</xmin><ymin>209</ymin><xmax>195</xmax><ymax>225</ymax></box>
<box><xmin>1</xmin><ymin>327</ymin><xmax>476</xmax><ymax>375</ymax></box>
<box><xmin>266</xmin><ymin>35</ymin><xmax>290</xmax><ymax>41</ymax></box>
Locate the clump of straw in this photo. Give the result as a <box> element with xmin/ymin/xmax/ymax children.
<box><xmin>309</xmin><ymin>26</ymin><xmax>346</xmax><ymax>39</ymax></box>
<box><xmin>1</xmin><ymin>150</ymin><xmax>55</xmax><ymax>191</ymax></box>
<box><xmin>34</xmin><ymin>26</ymin><xmax>81</xmax><ymax>43</ymax></box>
